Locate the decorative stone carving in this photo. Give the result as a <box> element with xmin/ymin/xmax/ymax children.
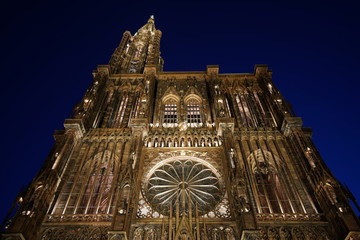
<box><xmin>292</xmin><ymin>227</ymin><xmax>305</xmax><ymax>240</ymax></box>
<box><xmin>45</xmin><ymin>214</ymin><xmax>113</xmax><ymax>223</ymax></box>
<box><xmin>133</xmin><ymin>228</ymin><xmax>144</xmax><ymax>240</ymax></box>
<box><xmin>41</xmin><ymin>226</ymin><xmax>110</xmax><ymax>240</ymax></box>
<box><xmin>232</xmin><ymin>177</ymin><xmax>250</xmax><ymax>213</ymax></box>
<box><xmin>211</xmin><ymin>228</ymin><xmax>221</xmax><ymax>240</ymax></box>
<box><xmin>255</xmin><ymin>213</ymin><xmax>321</xmax><ymax>221</ymax></box>
<box><xmin>258</xmin><ymin>226</ymin><xmax>330</xmax><ymax>240</ymax></box>
<box><xmin>279</xmin><ymin>227</ymin><xmax>292</xmax><ymax>240</ymax></box>
<box><xmin>144</xmin><ymin>227</ymin><xmax>154</xmax><ymax>240</ymax></box>
<box><xmin>267</xmin><ymin>227</ymin><xmax>280</xmax><ymax>240</ymax></box>
<box><xmin>108</xmin><ymin>231</ymin><xmax>127</xmax><ymax>240</ymax></box>
<box><xmin>224</xmin><ymin>228</ymin><xmax>235</xmax><ymax>240</ymax></box>
<box><xmin>242</xmin><ymin>230</ymin><xmax>261</xmax><ymax>240</ymax></box>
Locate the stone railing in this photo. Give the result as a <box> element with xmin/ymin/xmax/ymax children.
<box><xmin>256</xmin><ymin>213</ymin><xmax>322</xmax><ymax>221</ymax></box>
<box><xmin>45</xmin><ymin>214</ymin><xmax>113</xmax><ymax>223</ymax></box>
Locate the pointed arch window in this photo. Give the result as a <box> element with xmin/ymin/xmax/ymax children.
<box><xmin>162</xmin><ymin>96</ymin><xmax>179</xmax><ymax>128</ymax></box>
<box><xmin>185</xmin><ymin>95</ymin><xmax>203</xmax><ymax>128</ymax></box>
<box><xmin>164</xmin><ymin>103</ymin><xmax>177</xmax><ymax>124</ymax></box>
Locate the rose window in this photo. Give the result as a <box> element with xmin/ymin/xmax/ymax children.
<box><xmin>144</xmin><ymin>159</ymin><xmax>223</xmax><ymax>216</ymax></box>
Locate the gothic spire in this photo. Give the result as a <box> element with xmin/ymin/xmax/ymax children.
<box><xmin>135</xmin><ymin>15</ymin><xmax>156</xmax><ymax>34</ymax></box>
<box><xmin>109</xmin><ymin>16</ymin><xmax>163</xmax><ymax>74</ymax></box>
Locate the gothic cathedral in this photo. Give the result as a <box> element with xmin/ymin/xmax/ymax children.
<box><xmin>2</xmin><ymin>16</ymin><xmax>360</xmax><ymax>240</ymax></box>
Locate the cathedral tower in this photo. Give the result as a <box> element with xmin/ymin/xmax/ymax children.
<box><xmin>2</xmin><ymin>16</ymin><xmax>360</xmax><ymax>240</ymax></box>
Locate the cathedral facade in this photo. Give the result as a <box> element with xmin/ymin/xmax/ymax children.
<box><xmin>2</xmin><ymin>17</ymin><xmax>360</xmax><ymax>240</ymax></box>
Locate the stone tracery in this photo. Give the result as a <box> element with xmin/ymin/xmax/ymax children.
<box><xmin>145</xmin><ymin>159</ymin><xmax>222</xmax><ymax>216</ymax></box>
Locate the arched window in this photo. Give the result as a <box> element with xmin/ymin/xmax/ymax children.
<box><xmin>184</xmin><ymin>94</ymin><xmax>203</xmax><ymax>128</ymax></box>
<box><xmin>248</xmin><ymin>149</ymin><xmax>293</xmax><ymax>214</ymax></box>
<box><xmin>163</xmin><ymin>101</ymin><xmax>177</xmax><ymax>125</ymax></box>
<box><xmin>162</xmin><ymin>95</ymin><xmax>179</xmax><ymax>128</ymax></box>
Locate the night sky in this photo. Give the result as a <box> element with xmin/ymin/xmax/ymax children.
<box><xmin>1</xmin><ymin>1</ymin><xmax>360</xmax><ymax>223</ymax></box>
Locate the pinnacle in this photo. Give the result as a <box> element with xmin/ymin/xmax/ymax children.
<box><xmin>147</xmin><ymin>15</ymin><xmax>155</xmax><ymax>25</ymax></box>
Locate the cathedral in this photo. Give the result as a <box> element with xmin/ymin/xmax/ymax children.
<box><xmin>2</xmin><ymin>16</ymin><xmax>360</xmax><ymax>240</ymax></box>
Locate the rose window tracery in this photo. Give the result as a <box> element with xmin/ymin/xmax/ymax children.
<box><xmin>144</xmin><ymin>159</ymin><xmax>223</xmax><ymax>216</ymax></box>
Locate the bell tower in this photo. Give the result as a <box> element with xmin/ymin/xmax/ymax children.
<box><xmin>109</xmin><ymin>15</ymin><xmax>163</xmax><ymax>74</ymax></box>
<box><xmin>2</xmin><ymin>17</ymin><xmax>360</xmax><ymax>240</ymax></box>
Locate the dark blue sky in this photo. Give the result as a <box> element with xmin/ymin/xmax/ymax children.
<box><xmin>1</xmin><ymin>0</ymin><xmax>360</xmax><ymax>222</ymax></box>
